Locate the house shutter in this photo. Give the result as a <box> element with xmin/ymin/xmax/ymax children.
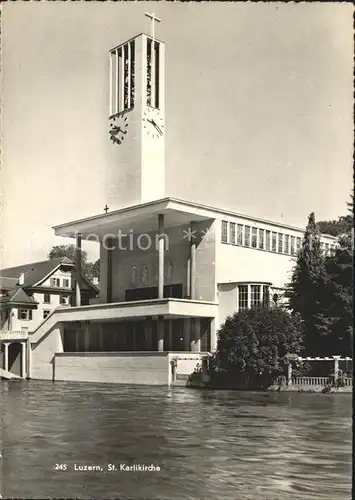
<box><xmin>17</xmin><ymin>309</ymin><xmax>21</xmax><ymax>319</ymax></box>
<box><xmin>29</xmin><ymin>309</ymin><xmax>33</xmax><ymax>320</ymax></box>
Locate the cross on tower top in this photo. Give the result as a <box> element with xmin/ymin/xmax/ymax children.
<box><xmin>145</xmin><ymin>12</ymin><xmax>161</xmax><ymax>42</ymax></box>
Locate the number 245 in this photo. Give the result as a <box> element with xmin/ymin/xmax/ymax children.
<box><xmin>55</xmin><ymin>464</ymin><xmax>68</xmax><ymax>471</ymax></box>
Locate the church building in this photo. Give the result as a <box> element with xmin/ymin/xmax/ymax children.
<box><xmin>1</xmin><ymin>17</ymin><xmax>337</xmax><ymax>385</ymax></box>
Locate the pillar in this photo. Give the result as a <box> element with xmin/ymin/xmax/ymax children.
<box><xmin>287</xmin><ymin>362</ymin><xmax>292</xmax><ymax>385</ymax></box>
<box><xmin>4</xmin><ymin>343</ymin><xmax>9</xmax><ymax>372</ymax></box>
<box><xmin>132</xmin><ymin>324</ymin><xmax>136</xmax><ymax>351</ymax></box>
<box><xmin>194</xmin><ymin>318</ymin><xmax>201</xmax><ymax>352</ymax></box>
<box><xmin>190</xmin><ymin>221</ymin><xmax>196</xmax><ymax>300</ymax></box>
<box><xmin>157</xmin><ymin>316</ymin><xmax>164</xmax><ymax>351</ymax></box>
<box><xmin>99</xmin><ymin>326</ymin><xmax>104</xmax><ymax>351</ymax></box>
<box><xmin>21</xmin><ymin>342</ymin><xmax>26</xmax><ymax>379</ymax></box>
<box><xmin>189</xmin><ymin>319</ymin><xmax>195</xmax><ymax>352</ymax></box>
<box><xmin>75</xmin><ymin>327</ymin><xmax>80</xmax><ymax>352</ymax></box>
<box><xmin>75</xmin><ymin>233</ymin><xmax>82</xmax><ymax>307</ymax></box>
<box><xmin>107</xmin><ymin>237</ymin><xmax>114</xmax><ymax>303</ymax></box>
<box><xmin>26</xmin><ymin>338</ymin><xmax>32</xmax><ymax>379</ymax></box>
<box><xmin>210</xmin><ymin>318</ymin><xmax>217</xmax><ymax>352</ymax></box>
<box><xmin>333</xmin><ymin>355</ymin><xmax>341</xmax><ymax>381</ymax></box>
<box><xmin>158</xmin><ymin>214</ymin><xmax>165</xmax><ymax>299</ymax></box>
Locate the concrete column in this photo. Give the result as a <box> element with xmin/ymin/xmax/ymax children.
<box><xmin>194</xmin><ymin>318</ymin><xmax>201</xmax><ymax>352</ymax></box>
<box><xmin>21</xmin><ymin>342</ymin><xmax>26</xmax><ymax>378</ymax></box>
<box><xmin>158</xmin><ymin>214</ymin><xmax>165</xmax><ymax>299</ymax></box>
<box><xmin>210</xmin><ymin>318</ymin><xmax>217</xmax><ymax>352</ymax></box>
<box><xmin>4</xmin><ymin>343</ymin><xmax>9</xmax><ymax>371</ymax></box>
<box><xmin>184</xmin><ymin>319</ymin><xmax>191</xmax><ymax>352</ymax></box>
<box><xmin>247</xmin><ymin>284</ymin><xmax>251</xmax><ymax>310</ymax></box>
<box><xmin>75</xmin><ymin>233</ymin><xmax>82</xmax><ymax>307</ymax></box>
<box><xmin>26</xmin><ymin>338</ymin><xmax>32</xmax><ymax>379</ymax></box>
<box><xmin>157</xmin><ymin>316</ymin><xmax>164</xmax><ymax>351</ymax></box>
<box><xmin>132</xmin><ymin>324</ymin><xmax>136</xmax><ymax>351</ymax></box>
<box><xmin>190</xmin><ymin>222</ymin><xmax>196</xmax><ymax>300</ymax></box>
<box><xmin>107</xmin><ymin>238</ymin><xmax>113</xmax><ymax>303</ymax></box>
<box><xmin>287</xmin><ymin>362</ymin><xmax>292</xmax><ymax>385</ymax></box>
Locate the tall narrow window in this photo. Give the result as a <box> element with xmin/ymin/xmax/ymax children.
<box><xmin>296</xmin><ymin>237</ymin><xmax>302</xmax><ymax>252</ymax></box>
<box><xmin>244</xmin><ymin>226</ymin><xmax>251</xmax><ymax>247</ymax></box>
<box><xmin>147</xmin><ymin>39</ymin><xmax>152</xmax><ymax>107</ymax></box>
<box><xmin>229</xmin><ymin>222</ymin><xmax>236</xmax><ymax>245</ymax></box>
<box><xmin>154</xmin><ymin>42</ymin><xmax>160</xmax><ymax>108</ymax></box>
<box><xmin>258</xmin><ymin>229</ymin><xmax>265</xmax><ymax>250</ymax></box>
<box><xmin>290</xmin><ymin>236</ymin><xmax>296</xmax><ymax>255</ymax></box>
<box><xmin>278</xmin><ymin>233</ymin><xmax>283</xmax><ymax>253</ymax></box>
<box><xmin>221</xmin><ymin>221</ymin><xmax>228</xmax><ymax>243</ymax></box>
<box><xmin>110</xmin><ymin>41</ymin><xmax>135</xmax><ymax>116</ymax></box>
<box><xmin>271</xmin><ymin>232</ymin><xmax>277</xmax><ymax>252</ymax></box>
<box><xmin>146</xmin><ymin>39</ymin><xmax>160</xmax><ymax>108</ymax></box>
<box><xmin>238</xmin><ymin>285</ymin><xmax>248</xmax><ymax>311</ymax></box>
<box><xmin>262</xmin><ymin>286</ymin><xmax>270</xmax><ymax>306</ymax></box>
<box><xmin>237</xmin><ymin>224</ymin><xmax>243</xmax><ymax>246</ymax></box>
<box><xmin>265</xmin><ymin>230</ymin><xmax>271</xmax><ymax>251</ymax></box>
<box><xmin>284</xmin><ymin>235</ymin><xmax>290</xmax><ymax>254</ymax></box>
<box><xmin>250</xmin><ymin>285</ymin><xmax>261</xmax><ymax>308</ymax></box>
<box><xmin>251</xmin><ymin>228</ymin><xmax>257</xmax><ymax>248</ymax></box>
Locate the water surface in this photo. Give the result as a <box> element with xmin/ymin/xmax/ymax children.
<box><xmin>0</xmin><ymin>381</ymin><xmax>352</xmax><ymax>499</ymax></box>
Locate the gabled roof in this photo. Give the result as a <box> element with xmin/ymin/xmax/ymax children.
<box><xmin>0</xmin><ymin>257</ymin><xmax>74</xmax><ymax>287</ymax></box>
<box><xmin>0</xmin><ymin>287</ymin><xmax>38</xmax><ymax>306</ymax></box>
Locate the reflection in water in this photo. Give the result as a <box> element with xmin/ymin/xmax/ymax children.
<box><xmin>0</xmin><ymin>381</ymin><xmax>352</xmax><ymax>500</ymax></box>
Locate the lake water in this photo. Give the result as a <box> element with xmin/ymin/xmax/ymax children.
<box><xmin>0</xmin><ymin>381</ymin><xmax>352</xmax><ymax>500</ymax></box>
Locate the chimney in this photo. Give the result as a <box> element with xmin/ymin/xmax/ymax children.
<box><xmin>18</xmin><ymin>272</ymin><xmax>25</xmax><ymax>286</ymax></box>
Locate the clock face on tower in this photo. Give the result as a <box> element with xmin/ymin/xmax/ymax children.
<box><xmin>109</xmin><ymin>114</ymin><xmax>128</xmax><ymax>145</ymax></box>
<box><xmin>142</xmin><ymin>107</ymin><xmax>164</xmax><ymax>139</ymax></box>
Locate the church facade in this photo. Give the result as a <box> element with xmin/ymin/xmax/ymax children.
<box><xmin>4</xmin><ymin>25</ymin><xmax>337</xmax><ymax>385</ymax></box>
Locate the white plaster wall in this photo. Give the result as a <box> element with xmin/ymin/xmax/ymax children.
<box><xmin>31</xmin><ymin>325</ymin><xmax>64</xmax><ymax>380</ymax></box>
<box><xmin>54</xmin><ymin>353</ymin><xmax>169</xmax><ymax>385</ymax></box>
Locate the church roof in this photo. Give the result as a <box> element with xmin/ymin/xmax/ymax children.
<box><xmin>0</xmin><ymin>257</ymin><xmax>74</xmax><ymax>287</ymax></box>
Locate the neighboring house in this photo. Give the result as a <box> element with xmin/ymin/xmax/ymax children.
<box><xmin>0</xmin><ymin>257</ymin><xmax>98</xmax><ymax>333</ymax></box>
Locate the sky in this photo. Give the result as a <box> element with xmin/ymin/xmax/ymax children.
<box><xmin>1</xmin><ymin>2</ymin><xmax>353</xmax><ymax>267</ymax></box>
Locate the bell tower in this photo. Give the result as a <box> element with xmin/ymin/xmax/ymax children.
<box><xmin>107</xmin><ymin>14</ymin><xmax>165</xmax><ymax>209</ymax></box>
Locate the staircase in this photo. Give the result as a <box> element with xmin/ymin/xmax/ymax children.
<box><xmin>0</xmin><ymin>368</ymin><xmax>22</xmax><ymax>380</ymax></box>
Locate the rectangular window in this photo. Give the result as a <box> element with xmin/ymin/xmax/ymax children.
<box><xmin>284</xmin><ymin>235</ymin><xmax>290</xmax><ymax>254</ymax></box>
<box><xmin>18</xmin><ymin>309</ymin><xmax>32</xmax><ymax>320</ymax></box>
<box><xmin>229</xmin><ymin>222</ymin><xmax>236</xmax><ymax>245</ymax></box>
<box><xmin>43</xmin><ymin>310</ymin><xmax>50</xmax><ymax>319</ymax></box>
<box><xmin>63</xmin><ymin>279</ymin><xmax>70</xmax><ymax>288</ymax></box>
<box><xmin>262</xmin><ymin>285</ymin><xmax>270</xmax><ymax>306</ymax></box>
<box><xmin>237</xmin><ymin>224</ymin><xmax>243</xmax><ymax>246</ymax></box>
<box><xmin>50</xmin><ymin>278</ymin><xmax>60</xmax><ymax>288</ymax></box>
<box><xmin>146</xmin><ymin>39</ymin><xmax>160</xmax><ymax>108</ymax></box>
<box><xmin>250</xmin><ymin>285</ymin><xmax>261</xmax><ymax>308</ymax></box>
<box><xmin>265</xmin><ymin>230</ymin><xmax>271</xmax><ymax>251</ymax></box>
<box><xmin>60</xmin><ymin>295</ymin><xmax>70</xmax><ymax>305</ymax></box>
<box><xmin>221</xmin><ymin>221</ymin><xmax>228</xmax><ymax>243</ymax></box>
<box><xmin>244</xmin><ymin>226</ymin><xmax>251</xmax><ymax>247</ymax></box>
<box><xmin>238</xmin><ymin>285</ymin><xmax>248</xmax><ymax>311</ymax></box>
<box><xmin>258</xmin><ymin>229</ymin><xmax>265</xmax><ymax>250</ymax></box>
<box><xmin>278</xmin><ymin>233</ymin><xmax>283</xmax><ymax>253</ymax></box>
<box><xmin>43</xmin><ymin>293</ymin><xmax>51</xmax><ymax>303</ymax></box>
<box><xmin>290</xmin><ymin>236</ymin><xmax>296</xmax><ymax>255</ymax></box>
<box><xmin>271</xmin><ymin>232</ymin><xmax>277</xmax><ymax>252</ymax></box>
<box><xmin>296</xmin><ymin>237</ymin><xmax>302</xmax><ymax>252</ymax></box>
<box><xmin>251</xmin><ymin>228</ymin><xmax>257</xmax><ymax>248</ymax></box>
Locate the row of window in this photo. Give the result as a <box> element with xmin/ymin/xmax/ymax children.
<box><xmin>43</xmin><ymin>292</ymin><xmax>70</xmax><ymax>304</ymax></box>
<box><xmin>50</xmin><ymin>278</ymin><xmax>70</xmax><ymax>288</ymax></box>
<box><xmin>238</xmin><ymin>285</ymin><xmax>271</xmax><ymax>311</ymax></box>
<box><xmin>131</xmin><ymin>262</ymin><xmax>173</xmax><ymax>287</ymax></box>
<box><xmin>221</xmin><ymin>221</ymin><xmax>336</xmax><ymax>256</ymax></box>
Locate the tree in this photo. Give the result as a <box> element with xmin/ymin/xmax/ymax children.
<box><xmin>285</xmin><ymin>212</ymin><xmax>329</xmax><ymax>356</ymax></box>
<box><xmin>211</xmin><ymin>307</ymin><xmax>304</xmax><ymax>389</ymax></box>
<box><xmin>48</xmin><ymin>245</ymin><xmax>99</xmax><ymax>282</ymax></box>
